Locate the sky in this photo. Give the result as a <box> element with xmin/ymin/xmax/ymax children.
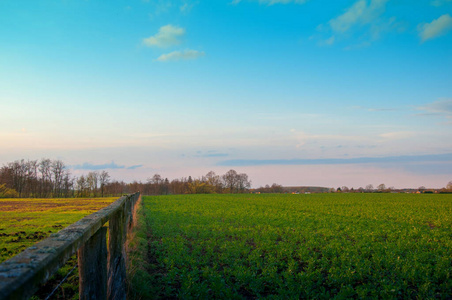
<box><xmin>0</xmin><ymin>0</ymin><xmax>451</xmax><ymax>189</ymax></box>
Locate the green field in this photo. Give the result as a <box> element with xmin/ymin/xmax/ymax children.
<box><xmin>128</xmin><ymin>193</ymin><xmax>452</xmax><ymax>299</ymax></box>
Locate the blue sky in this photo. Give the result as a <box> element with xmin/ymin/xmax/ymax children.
<box><xmin>0</xmin><ymin>0</ymin><xmax>451</xmax><ymax>188</ymax></box>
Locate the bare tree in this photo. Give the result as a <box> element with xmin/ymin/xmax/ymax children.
<box><xmin>147</xmin><ymin>174</ymin><xmax>163</xmax><ymax>195</ymax></box>
<box><xmin>86</xmin><ymin>172</ymin><xmax>99</xmax><ymax>197</ymax></box>
<box><xmin>148</xmin><ymin>174</ymin><xmax>163</xmax><ymax>185</ymax></box>
<box><xmin>76</xmin><ymin>175</ymin><xmax>88</xmax><ymax>197</ymax></box>
<box><xmin>222</xmin><ymin>170</ymin><xmax>238</xmax><ymax>193</ymax></box>
<box><xmin>205</xmin><ymin>171</ymin><xmax>222</xmax><ymax>193</ymax></box>
<box><xmin>51</xmin><ymin>160</ymin><xmax>66</xmax><ymax>197</ymax></box>
<box><xmin>446</xmin><ymin>181</ymin><xmax>452</xmax><ymax>191</ymax></box>
<box><xmin>99</xmin><ymin>171</ymin><xmax>110</xmax><ymax>197</ymax></box>
<box><xmin>39</xmin><ymin>159</ymin><xmax>52</xmax><ymax>197</ymax></box>
<box><xmin>62</xmin><ymin>170</ymin><xmax>74</xmax><ymax>198</ymax></box>
<box><xmin>365</xmin><ymin>184</ymin><xmax>374</xmax><ymax>192</ymax></box>
<box><xmin>377</xmin><ymin>183</ymin><xmax>386</xmax><ymax>192</ymax></box>
<box><xmin>237</xmin><ymin>173</ymin><xmax>251</xmax><ymax>193</ymax></box>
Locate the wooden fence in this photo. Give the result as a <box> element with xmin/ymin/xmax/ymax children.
<box><xmin>0</xmin><ymin>192</ymin><xmax>140</xmax><ymax>300</ymax></box>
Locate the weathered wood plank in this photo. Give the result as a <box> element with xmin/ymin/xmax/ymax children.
<box><xmin>107</xmin><ymin>206</ymin><xmax>126</xmax><ymax>300</ymax></box>
<box><xmin>78</xmin><ymin>226</ymin><xmax>108</xmax><ymax>300</ymax></box>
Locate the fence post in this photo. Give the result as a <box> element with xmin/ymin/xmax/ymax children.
<box><xmin>107</xmin><ymin>202</ymin><xmax>127</xmax><ymax>300</ymax></box>
<box><xmin>78</xmin><ymin>226</ymin><xmax>108</xmax><ymax>300</ymax></box>
<box><xmin>126</xmin><ymin>195</ymin><xmax>134</xmax><ymax>231</ymax></box>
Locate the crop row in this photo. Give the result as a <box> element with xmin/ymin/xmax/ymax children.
<box><xmin>128</xmin><ymin>193</ymin><xmax>452</xmax><ymax>299</ymax></box>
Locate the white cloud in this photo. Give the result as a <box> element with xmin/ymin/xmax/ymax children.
<box><xmin>329</xmin><ymin>0</ymin><xmax>389</xmax><ymax>33</ymax></box>
<box><xmin>418</xmin><ymin>14</ymin><xmax>452</xmax><ymax>42</ymax></box>
<box><xmin>156</xmin><ymin>49</ymin><xmax>205</xmax><ymax>62</ymax></box>
<box><xmin>143</xmin><ymin>25</ymin><xmax>185</xmax><ymax>48</ymax></box>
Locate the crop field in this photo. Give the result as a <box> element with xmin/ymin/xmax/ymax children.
<box><xmin>128</xmin><ymin>193</ymin><xmax>452</xmax><ymax>299</ymax></box>
<box><xmin>0</xmin><ymin>197</ymin><xmax>117</xmax><ymax>299</ymax></box>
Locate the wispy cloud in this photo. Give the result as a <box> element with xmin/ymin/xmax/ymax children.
<box><xmin>379</xmin><ymin>131</ymin><xmax>416</xmax><ymax>140</ymax></box>
<box><xmin>318</xmin><ymin>36</ymin><xmax>335</xmax><ymax>46</ymax></box>
<box><xmin>418</xmin><ymin>14</ymin><xmax>452</xmax><ymax>42</ymax></box>
<box><xmin>143</xmin><ymin>25</ymin><xmax>185</xmax><ymax>48</ymax></box>
<box><xmin>127</xmin><ymin>164</ymin><xmax>144</xmax><ymax>170</ymax></box>
<box><xmin>70</xmin><ymin>161</ymin><xmax>143</xmax><ymax>170</ymax></box>
<box><xmin>156</xmin><ymin>49</ymin><xmax>205</xmax><ymax>62</ymax></box>
<box><xmin>329</xmin><ymin>0</ymin><xmax>389</xmax><ymax>33</ymax></box>
<box><xmin>218</xmin><ymin>153</ymin><xmax>452</xmax><ymax>167</ymax></box>
<box><xmin>431</xmin><ymin>0</ymin><xmax>452</xmax><ymax>7</ymax></box>
<box><xmin>291</xmin><ymin>130</ymin><xmax>363</xmax><ymax>148</ymax></box>
<box><xmin>180</xmin><ymin>1</ymin><xmax>198</xmax><ymax>13</ymax></box>
<box><xmin>416</xmin><ymin>99</ymin><xmax>452</xmax><ymax>123</ymax></box>
<box><xmin>353</xmin><ymin>105</ymin><xmax>398</xmax><ymax>112</ymax></box>
<box><xmin>147</xmin><ymin>1</ymin><xmax>173</xmax><ymax>19</ymax></box>
<box><xmin>194</xmin><ymin>150</ymin><xmax>229</xmax><ymax>158</ymax></box>
<box><xmin>317</xmin><ymin>0</ymin><xmax>402</xmax><ymax>46</ymax></box>
<box><xmin>418</xmin><ymin>99</ymin><xmax>452</xmax><ymax>114</ymax></box>
<box><xmin>231</xmin><ymin>0</ymin><xmax>308</xmax><ymax>5</ymax></box>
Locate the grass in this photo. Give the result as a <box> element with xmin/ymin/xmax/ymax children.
<box><xmin>0</xmin><ymin>197</ymin><xmax>117</xmax><ymax>299</ymax></box>
<box><xmin>128</xmin><ymin>193</ymin><xmax>452</xmax><ymax>299</ymax></box>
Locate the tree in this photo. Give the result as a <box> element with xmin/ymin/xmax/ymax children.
<box><xmin>237</xmin><ymin>173</ymin><xmax>251</xmax><ymax>193</ymax></box>
<box><xmin>99</xmin><ymin>171</ymin><xmax>110</xmax><ymax>197</ymax></box>
<box><xmin>205</xmin><ymin>171</ymin><xmax>222</xmax><ymax>193</ymax></box>
<box><xmin>270</xmin><ymin>183</ymin><xmax>284</xmax><ymax>193</ymax></box>
<box><xmin>365</xmin><ymin>184</ymin><xmax>373</xmax><ymax>192</ymax></box>
<box><xmin>76</xmin><ymin>175</ymin><xmax>88</xmax><ymax>197</ymax></box>
<box><xmin>86</xmin><ymin>171</ymin><xmax>99</xmax><ymax>197</ymax></box>
<box><xmin>147</xmin><ymin>174</ymin><xmax>163</xmax><ymax>195</ymax></box>
<box><xmin>148</xmin><ymin>174</ymin><xmax>162</xmax><ymax>185</ymax></box>
<box><xmin>222</xmin><ymin>170</ymin><xmax>238</xmax><ymax>193</ymax></box>
<box><xmin>62</xmin><ymin>170</ymin><xmax>74</xmax><ymax>198</ymax></box>
<box><xmin>447</xmin><ymin>181</ymin><xmax>452</xmax><ymax>191</ymax></box>
<box><xmin>377</xmin><ymin>183</ymin><xmax>386</xmax><ymax>192</ymax></box>
<box><xmin>39</xmin><ymin>158</ymin><xmax>52</xmax><ymax>197</ymax></box>
<box><xmin>162</xmin><ymin>178</ymin><xmax>170</xmax><ymax>195</ymax></box>
<box><xmin>51</xmin><ymin>160</ymin><xmax>66</xmax><ymax>197</ymax></box>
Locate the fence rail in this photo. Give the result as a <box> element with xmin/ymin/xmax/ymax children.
<box><xmin>0</xmin><ymin>192</ymin><xmax>140</xmax><ymax>300</ymax></box>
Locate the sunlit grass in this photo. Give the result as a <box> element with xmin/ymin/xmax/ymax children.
<box><xmin>0</xmin><ymin>197</ymin><xmax>116</xmax><ymax>263</ymax></box>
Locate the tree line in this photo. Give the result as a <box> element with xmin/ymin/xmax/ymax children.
<box><xmin>335</xmin><ymin>182</ymin><xmax>452</xmax><ymax>193</ymax></box>
<box><xmin>0</xmin><ymin>159</ymin><xmax>252</xmax><ymax>198</ymax></box>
